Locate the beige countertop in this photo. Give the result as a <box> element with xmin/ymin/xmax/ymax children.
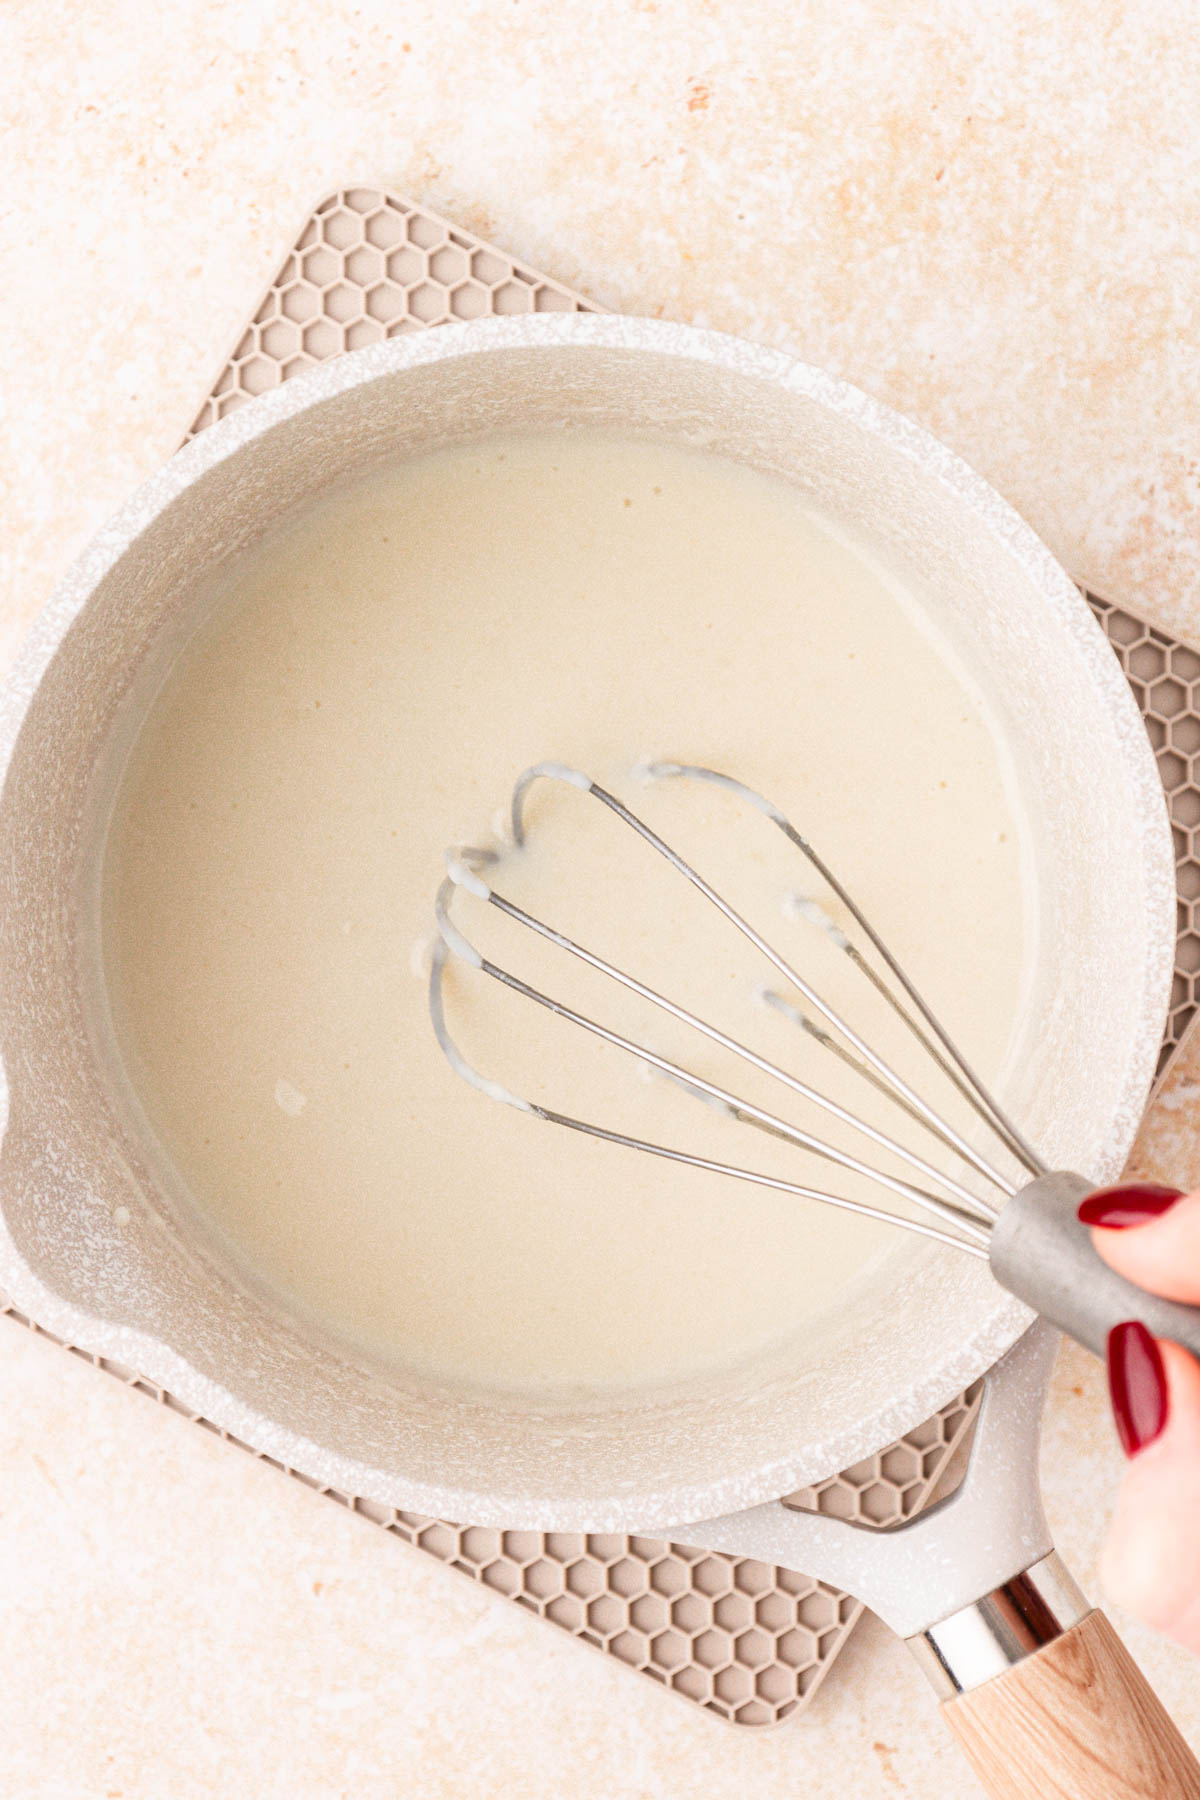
<box><xmin>3</xmin><ymin>2</ymin><xmax>1200</xmax><ymax>1793</ymax></box>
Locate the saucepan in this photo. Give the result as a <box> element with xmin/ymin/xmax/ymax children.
<box><xmin>0</xmin><ymin>317</ymin><xmax>1186</xmax><ymax>1796</ymax></box>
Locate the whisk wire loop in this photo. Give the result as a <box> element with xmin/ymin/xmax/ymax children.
<box><xmin>513</xmin><ymin>764</ymin><xmax>1025</xmax><ymax>1200</ymax></box>
<box><xmin>431</xmin><ymin>762</ymin><xmax>1041</xmax><ymax>1259</ymax></box>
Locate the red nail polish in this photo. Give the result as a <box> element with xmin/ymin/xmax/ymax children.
<box><xmin>1106</xmin><ymin>1321</ymin><xmax>1169</xmax><ymax>1456</ymax></box>
<box><xmin>1077</xmin><ymin>1182</ymin><xmax>1185</xmax><ymax>1229</ymax></box>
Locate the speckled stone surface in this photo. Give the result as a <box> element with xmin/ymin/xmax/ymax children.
<box><xmin>3</xmin><ymin>2</ymin><xmax>1200</xmax><ymax>1794</ymax></box>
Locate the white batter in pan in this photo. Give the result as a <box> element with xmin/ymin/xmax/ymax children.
<box><xmin>100</xmin><ymin>431</ymin><xmax>1029</xmax><ymax>1397</ymax></box>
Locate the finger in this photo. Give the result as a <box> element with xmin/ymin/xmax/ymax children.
<box><xmin>1102</xmin><ymin>1336</ymin><xmax>1200</xmax><ymax>1652</ymax></box>
<box><xmin>1081</xmin><ymin>1185</ymin><xmax>1200</xmax><ymax>1307</ymax></box>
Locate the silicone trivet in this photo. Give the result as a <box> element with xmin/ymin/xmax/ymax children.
<box><xmin>4</xmin><ymin>185</ymin><xmax>1197</xmax><ymax>1730</ymax></box>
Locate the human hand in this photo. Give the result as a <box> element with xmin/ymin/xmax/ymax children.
<box><xmin>1078</xmin><ymin>1182</ymin><xmax>1200</xmax><ymax>1652</ymax></box>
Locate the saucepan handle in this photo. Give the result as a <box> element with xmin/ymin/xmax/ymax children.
<box><xmin>988</xmin><ymin>1170</ymin><xmax>1200</xmax><ymax>1361</ymax></box>
<box><xmin>940</xmin><ymin>1608</ymin><xmax>1200</xmax><ymax>1799</ymax></box>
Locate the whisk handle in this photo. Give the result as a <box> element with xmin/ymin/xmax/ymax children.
<box><xmin>989</xmin><ymin>1171</ymin><xmax>1200</xmax><ymax>1362</ymax></box>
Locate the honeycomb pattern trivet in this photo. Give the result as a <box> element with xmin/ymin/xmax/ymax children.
<box><xmin>1086</xmin><ymin>595</ymin><xmax>1200</xmax><ymax>1067</ymax></box>
<box><xmin>4</xmin><ymin>185</ymin><xmax>1197</xmax><ymax>1730</ymax></box>
<box><xmin>186</xmin><ymin>187</ymin><xmax>595</xmax><ymax>439</ymax></box>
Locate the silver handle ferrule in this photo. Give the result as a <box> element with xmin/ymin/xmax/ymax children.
<box><xmin>906</xmin><ymin>1551</ymin><xmax>1090</xmax><ymax>1698</ymax></box>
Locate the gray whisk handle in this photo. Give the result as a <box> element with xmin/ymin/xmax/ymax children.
<box><xmin>989</xmin><ymin>1170</ymin><xmax>1200</xmax><ymax>1363</ymax></box>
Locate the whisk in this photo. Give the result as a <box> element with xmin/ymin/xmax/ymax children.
<box><xmin>429</xmin><ymin>761</ymin><xmax>1200</xmax><ymax>1363</ymax></box>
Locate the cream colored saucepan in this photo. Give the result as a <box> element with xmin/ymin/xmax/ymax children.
<box><xmin>0</xmin><ymin>318</ymin><xmax>1189</xmax><ymax>1797</ymax></box>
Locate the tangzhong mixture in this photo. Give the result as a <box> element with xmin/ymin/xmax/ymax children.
<box><xmin>100</xmin><ymin>431</ymin><xmax>1029</xmax><ymax>1397</ymax></box>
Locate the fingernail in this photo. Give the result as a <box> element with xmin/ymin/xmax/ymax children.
<box><xmin>1077</xmin><ymin>1182</ymin><xmax>1185</xmax><ymax>1229</ymax></box>
<box><xmin>1106</xmin><ymin>1321</ymin><xmax>1169</xmax><ymax>1456</ymax></box>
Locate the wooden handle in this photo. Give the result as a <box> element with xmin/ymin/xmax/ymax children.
<box><xmin>943</xmin><ymin>1610</ymin><xmax>1200</xmax><ymax>1799</ymax></box>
